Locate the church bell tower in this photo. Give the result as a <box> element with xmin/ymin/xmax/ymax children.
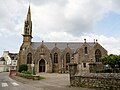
<box><xmin>23</xmin><ymin>5</ymin><xmax>32</xmax><ymax>43</ymax></box>
<box><xmin>18</xmin><ymin>5</ymin><xmax>33</xmax><ymax>67</ymax></box>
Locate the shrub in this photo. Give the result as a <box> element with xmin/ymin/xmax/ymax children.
<box><xmin>96</xmin><ymin>69</ymin><xmax>112</xmax><ymax>73</ymax></box>
<box><xmin>18</xmin><ymin>64</ymin><xmax>28</xmax><ymax>72</ymax></box>
<box><xmin>21</xmin><ymin>71</ymin><xmax>32</xmax><ymax>75</ymax></box>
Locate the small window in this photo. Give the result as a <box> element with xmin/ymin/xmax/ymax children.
<box><xmin>54</xmin><ymin>53</ymin><xmax>58</xmax><ymax>63</ymax></box>
<box><xmin>83</xmin><ymin>63</ymin><xmax>86</xmax><ymax>68</ymax></box>
<box><xmin>85</xmin><ymin>47</ymin><xmax>88</xmax><ymax>54</ymax></box>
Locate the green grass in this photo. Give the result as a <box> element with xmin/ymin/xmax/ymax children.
<box><xmin>21</xmin><ymin>71</ymin><xmax>32</xmax><ymax>75</ymax></box>
<box><xmin>38</xmin><ymin>76</ymin><xmax>45</xmax><ymax>80</ymax></box>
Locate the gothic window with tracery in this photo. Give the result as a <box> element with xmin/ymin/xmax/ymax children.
<box><xmin>27</xmin><ymin>53</ymin><xmax>32</xmax><ymax>64</ymax></box>
<box><xmin>54</xmin><ymin>53</ymin><xmax>58</xmax><ymax>63</ymax></box>
<box><xmin>95</xmin><ymin>49</ymin><xmax>102</xmax><ymax>62</ymax></box>
<box><xmin>66</xmin><ymin>53</ymin><xmax>70</xmax><ymax>63</ymax></box>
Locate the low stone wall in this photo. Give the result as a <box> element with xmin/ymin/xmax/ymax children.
<box><xmin>16</xmin><ymin>72</ymin><xmax>39</xmax><ymax>80</ymax></box>
<box><xmin>72</xmin><ymin>73</ymin><xmax>120</xmax><ymax>90</ymax></box>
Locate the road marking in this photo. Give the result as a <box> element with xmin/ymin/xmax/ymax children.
<box><xmin>1</xmin><ymin>83</ymin><xmax>8</xmax><ymax>87</ymax></box>
<box><xmin>12</xmin><ymin>82</ymin><xmax>19</xmax><ymax>86</ymax></box>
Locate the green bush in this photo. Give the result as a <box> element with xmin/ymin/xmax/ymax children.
<box><xmin>96</xmin><ymin>69</ymin><xmax>120</xmax><ymax>73</ymax></box>
<box><xmin>96</xmin><ymin>69</ymin><xmax>112</xmax><ymax>73</ymax></box>
<box><xmin>18</xmin><ymin>64</ymin><xmax>28</xmax><ymax>72</ymax></box>
<box><xmin>21</xmin><ymin>71</ymin><xmax>32</xmax><ymax>75</ymax></box>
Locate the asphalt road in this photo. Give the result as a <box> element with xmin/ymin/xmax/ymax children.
<box><xmin>0</xmin><ymin>72</ymin><xmax>42</xmax><ymax>90</ymax></box>
<box><xmin>0</xmin><ymin>72</ymin><xmax>96</xmax><ymax>90</ymax></box>
<box><xmin>27</xmin><ymin>73</ymin><xmax>96</xmax><ymax>90</ymax></box>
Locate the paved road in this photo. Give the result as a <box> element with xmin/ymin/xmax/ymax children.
<box><xmin>0</xmin><ymin>72</ymin><xmax>96</xmax><ymax>90</ymax></box>
<box><xmin>27</xmin><ymin>73</ymin><xmax>96</xmax><ymax>90</ymax></box>
<box><xmin>0</xmin><ymin>72</ymin><xmax>42</xmax><ymax>90</ymax></box>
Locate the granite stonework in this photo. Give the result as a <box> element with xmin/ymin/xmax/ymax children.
<box><xmin>69</xmin><ymin>63</ymin><xmax>120</xmax><ymax>90</ymax></box>
<box><xmin>18</xmin><ymin>6</ymin><xmax>107</xmax><ymax>74</ymax></box>
<box><xmin>71</xmin><ymin>73</ymin><xmax>120</xmax><ymax>90</ymax></box>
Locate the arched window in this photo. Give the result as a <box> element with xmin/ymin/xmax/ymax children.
<box><xmin>85</xmin><ymin>47</ymin><xmax>88</xmax><ymax>54</ymax></box>
<box><xmin>27</xmin><ymin>53</ymin><xmax>32</xmax><ymax>64</ymax></box>
<box><xmin>66</xmin><ymin>53</ymin><xmax>70</xmax><ymax>63</ymax></box>
<box><xmin>54</xmin><ymin>53</ymin><xmax>58</xmax><ymax>63</ymax></box>
<box><xmin>95</xmin><ymin>49</ymin><xmax>102</xmax><ymax>62</ymax></box>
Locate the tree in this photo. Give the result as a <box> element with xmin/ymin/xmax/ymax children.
<box><xmin>18</xmin><ymin>64</ymin><xmax>28</xmax><ymax>72</ymax></box>
<box><xmin>101</xmin><ymin>54</ymin><xmax>120</xmax><ymax>73</ymax></box>
<box><xmin>115</xmin><ymin>55</ymin><xmax>120</xmax><ymax>69</ymax></box>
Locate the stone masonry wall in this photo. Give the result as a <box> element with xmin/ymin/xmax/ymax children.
<box><xmin>72</xmin><ymin>73</ymin><xmax>120</xmax><ymax>90</ymax></box>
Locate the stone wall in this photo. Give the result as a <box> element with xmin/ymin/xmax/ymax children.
<box><xmin>72</xmin><ymin>73</ymin><xmax>120</xmax><ymax>90</ymax></box>
<box><xmin>16</xmin><ymin>72</ymin><xmax>40</xmax><ymax>80</ymax></box>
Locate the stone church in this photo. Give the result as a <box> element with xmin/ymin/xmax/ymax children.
<box><xmin>18</xmin><ymin>6</ymin><xmax>107</xmax><ymax>74</ymax></box>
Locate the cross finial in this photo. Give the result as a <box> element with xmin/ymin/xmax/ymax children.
<box><xmin>42</xmin><ymin>40</ymin><xmax>44</xmax><ymax>45</ymax></box>
<box><xmin>84</xmin><ymin>39</ymin><xmax>86</xmax><ymax>43</ymax></box>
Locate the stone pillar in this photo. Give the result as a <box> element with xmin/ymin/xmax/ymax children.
<box><xmin>69</xmin><ymin>57</ymin><xmax>77</xmax><ymax>86</ymax></box>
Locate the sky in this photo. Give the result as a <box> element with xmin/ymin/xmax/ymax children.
<box><xmin>0</xmin><ymin>0</ymin><xmax>120</xmax><ymax>56</ymax></box>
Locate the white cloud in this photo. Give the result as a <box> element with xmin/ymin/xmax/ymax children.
<box><xmin>30</xmin><ymin>0</ymin><xmax>120</xmax><ymax>36</ymax></box>
<box><xmin>1</xmin><ymin>0</ymin><xmax>120</xmax><ymax>36</ymax></box>
<box><xmin>0</xmin><ymin>0</ymin><xmax>120</xmax><ymax>55</ymax></box>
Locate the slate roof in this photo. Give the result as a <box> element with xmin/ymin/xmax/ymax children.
<box><xmin>30</xmin><ymin>42</ymin><xmax>95</xmax><ymax>51</ymax></box>
<box><xmin>8</xmin><ymin>53</ymin><xmax>18</xmax><ymax>60</ymax></box>
<box><xmin>0</xmin><ymin>57</ymin><xmax>5</xmax><ymax>61</ymax></box>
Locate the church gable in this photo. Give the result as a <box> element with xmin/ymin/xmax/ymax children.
<box><xmin>34</xmin><ymin>42</ymin><xmax>50</xmax><ymax>59</ymax></box>
<box><xmin>79</xmin><ymin>43</ymin><xmax>93</xmax><ymax>55</ymax></box>
<box><xmin>62</xmin><ymin>47</ymin><xmax>72</xmax><ymax>60</ymax></box>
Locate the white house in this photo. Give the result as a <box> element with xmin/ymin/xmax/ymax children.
<box><xmin>0</xmin><ymin>51</ymin><xmax>18</xmax><ymax>71</ymax></box>
<box><xmin>0</xmin><ymin>57</ymin><xmax>7</xmax><ymax>72</ymax></box>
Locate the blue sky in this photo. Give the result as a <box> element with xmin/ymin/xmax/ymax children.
<box><xmin>0</xmin><ymin>0</ymin><xmax>120</xmax><ymax>56</ymax></box>
<box><xmin>95</xmin><ymin>11</ymin><xmax>120</xmax><ymax>37</ymax></box>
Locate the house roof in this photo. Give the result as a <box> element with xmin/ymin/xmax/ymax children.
<box><xmin>8</xmin><ymin>53</ymin><xmax>18</xmax><ymax>60</ymax></box>
<box><xmin>0</xmin><ymin>57</ymin><xmax>5</xmax><ymax>61</ymax></box>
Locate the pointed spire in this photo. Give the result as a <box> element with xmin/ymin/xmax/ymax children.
<box><xmin>26</xmin><ymin>5</ymin><xmax>31</xmax><ymax>21</ymax></box>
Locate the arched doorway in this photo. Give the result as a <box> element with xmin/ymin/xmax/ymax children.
<box><xmin>39</xmin><ymin>59</ymin><xmax>45</xmax><ymax>72</ymax></box>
